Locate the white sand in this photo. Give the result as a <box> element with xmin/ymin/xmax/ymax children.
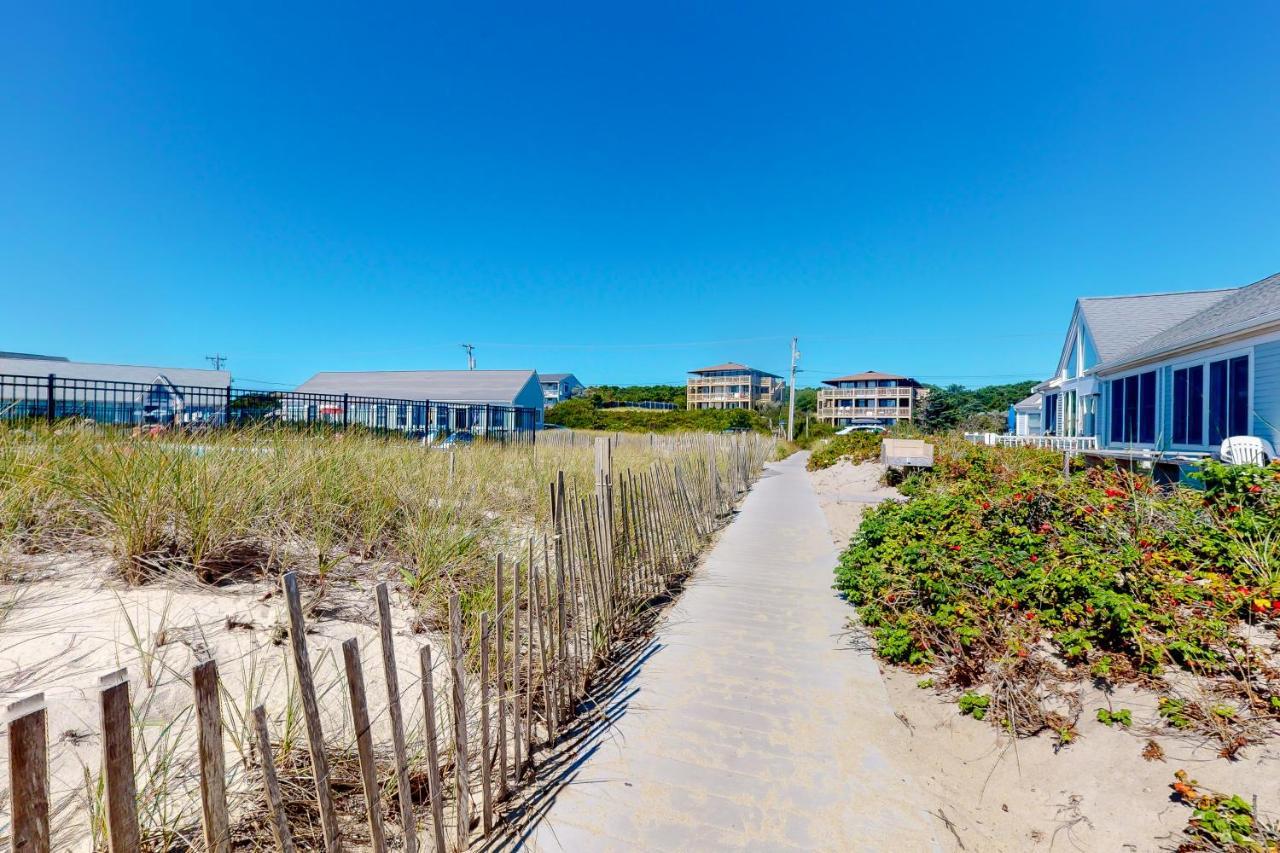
<box><xmin>809</xmin><ymin>459</ymin><xmax>1280</xmax><ymax>851</ymax></box>
<box><xmin>0</xmin><ymin>554</ymin><xmax>445</xmax><ymax>850</ymax></box>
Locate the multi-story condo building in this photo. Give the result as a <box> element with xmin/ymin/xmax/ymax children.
<box><xmin>816</xmin><ymin>370</ymin><xmax>922</xmax><ymax>428</ymax></box>
<box><xmin>686</xmin><ymin>362</ymin><xmax>785</xmax><ymax>410</ymax></box>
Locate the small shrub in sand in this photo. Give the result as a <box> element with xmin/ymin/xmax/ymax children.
<box><xmin>836</xmin><ymin>435</ymin><xmax>1280</xmax><ymax>748</ymax></box>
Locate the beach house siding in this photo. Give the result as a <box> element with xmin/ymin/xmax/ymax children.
<box><xmin>1254</xmin><ymin>339</ymin><xmax>1280</xmax><ymax>447</ymax></box>
<box><xmin>1095</xmin><ymin>334</ymin><xmax>1280</xmax><ymax>452</ymax></box>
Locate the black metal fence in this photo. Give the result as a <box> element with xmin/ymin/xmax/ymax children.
<box><xmin>0</xmin><ymin>373</ymin><xmax>539</xmax><ymax>443</ymax></box>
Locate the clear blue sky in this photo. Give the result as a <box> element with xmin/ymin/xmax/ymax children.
<box><xmin>3</xmin><ymin>3</ymin><xmax>1279</xmax><ymax>389</ymax></box>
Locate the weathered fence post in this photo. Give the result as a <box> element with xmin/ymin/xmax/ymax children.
<box><xmin>418</xmin><ymin>647</ymin><xmax>448</xmax><ymax>853</ymax></box>
<box><xmin>449</xmin><ymin>594</ymin><xmax>470</xmax><ymax>851</ymax></box>
<box><xmin>479</xmin><ymin>612</ymin><xmax>495</xmax><ymax>834</ymax></box>
<box><xmin>281</xmin><ymin>571</ymin><xmax>341</xmax><ymax>851</ymax></box>
<box><xmin>7</xmin><ymin>693</ymin><xmax>49</xmax><ymax>853</ymax></box>
<box><xmin>375</xmin><ymin>583</ymin><xmax>418</xmax><ymax>852</ymax></box>
<box><xmin>511</xmin><ymin>556</ymin><xmax>523</xmax><ymax>780</ymax></box>
<box><xmin>99</xmin><ymin>669</ymin><xmax>139</xmax><ymax>853</ymax></box>
<box><xmin>494</xmin><ymin>556</ymin><xmax>509</xmax><ymax>799</ymax></box>
<box><xmin>342</xmin><ymin>638</ymin><xmax>389</xmax><ymax>852</ymax></box>
<box><xmin>252</xmin><ymin>706</ymin><xmax>296</xmax><ymax>852</ymax></box>
<box><xmin>193</xmin><ymin>660</ymin><xmax>231</xmax><ymax>853</ymax></box>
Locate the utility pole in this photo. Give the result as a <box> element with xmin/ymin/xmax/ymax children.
<box><xmin>460</xmin><ymin>344</ymin><xmax>476</xmax><ymax>371</ymax></box>
<box><xmin>787</xmin><ymin>336</ymin><xmax>799</xmax><ymax>442</ymax></box>
<box><xmin>206</xmin><ymin>353</ymin><xmax>227</xmax><ymax>371</ymax></box>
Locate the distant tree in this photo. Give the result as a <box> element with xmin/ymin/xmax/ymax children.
<box><xmin>794</xmin><ymin>387</ymin><xmax>818</xmax><ymax>414</ymax></box>
<box><xmin>918</xmin><ymin>380</ymin><xmax>1037</xmax><ymax>433</ymax></box>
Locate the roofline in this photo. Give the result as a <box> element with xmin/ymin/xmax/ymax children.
<box><xmin>306</xmin><ymin>368</ymin><xmax>536</xmax><ymax>376</ymax></box>
<box><xmin>1077</xmin><ymin>286</ymin><xmax>1238</xmax><ymax>303</ymax></box>
<box><xmin>1096</xmin><ymin>311</ymin><xmax>1280</xmax><ymax>374</ymax></box>
<box><xmin>688</xmin><ymin>365</ymin><xmax>783</xmax><ymax>379</ymax></box>
<box><xmin>0</xmin><ymin>356</ymin><xmax>226</xmax><ymax>373</ymax></box>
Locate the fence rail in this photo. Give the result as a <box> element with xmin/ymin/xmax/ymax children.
<box><xmin>1</xmin><ymin>433</ymin><xmax>775</xmax><ymax>851</ymax></box>
<box><xmin>965</xmin><ymin>432</ymin><xmax>1099</xmax><ymax>451</ymax></box>
<box><xmin>0</xmin><ymin>372</ymin><xmax>539</xmax><ymax>442</ymax></box>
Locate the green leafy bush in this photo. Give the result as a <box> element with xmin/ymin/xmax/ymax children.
<box><xmin>546</xmin><ymin>398</ymin><xmax>770</xmax><ymax>434</ymax></box>
<box><xmin>959</xmin><ymin>692</ymin><xmax>991</xmax><ymax>720</ymax></box>
<box><xmin>1096</xmin><ymin>708</ymin><xmax>1131</xmax><ymax>727</ymax></box>
<box><xmin>835</xmin><ymin>435</ymin><xmax>1280</xmax><ymax>739</ymax></box>
<box><xmin>808</xmin><ymin>432</ymin><xmax>883</xmax><ymax>470</ymax></box>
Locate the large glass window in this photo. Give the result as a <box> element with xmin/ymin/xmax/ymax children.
<box><xmin>1109</xmin><ymin>370</ymin><xmax>1157</xmax><ymax>444</ymax></box>
<box><xmin>1044</xmin><ymin>393</ymin><xmax>1058</xmax><ymax>434</ymax></box>
<box><xmin>1208</xmin><ymin>355</ymin><xmax>1250</xmax><ymax>443</ymax></box>
<box><xmin>1172</xmin><ymin>365</ymin><xmax>1203</xmax><ymax>445</ymax></box>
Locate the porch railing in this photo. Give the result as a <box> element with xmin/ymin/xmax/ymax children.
<box><xmin>964</xmin><ymin>432</ymin><xmax>1099</xmax><ymax>451</ymax></box>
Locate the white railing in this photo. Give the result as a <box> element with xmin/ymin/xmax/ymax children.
<box><xmin>964</xmin><ymin>433</ymin><xmax>1099</xmax><ymax>451</ymax></box>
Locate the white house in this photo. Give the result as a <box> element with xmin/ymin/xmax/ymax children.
<box><xmin>1011</xmin><ymin>392</ymin><xmax>1043</xmax><ymax>436</ymax></box>
<box><xmin>0</xmin><ymin>355</ymin><xmax>231</xmax><ymax>423</ymax></box>
<box><xmin>295</xmin><ymin>369</ymin><xmax>545</xmax><ymax>433</ymax></box>
<box><xmin>1036</xmin><ymin>271</ymin><xmax>1280</xmax><ymax>453</ymax></box>
<box><xmin>539</xmin><ymin>373</ymin><xmax>585</xmax><ymax>406</ymax></box>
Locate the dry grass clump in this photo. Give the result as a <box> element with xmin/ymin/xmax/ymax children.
<box><xmin>0</xmin><ymin>423</ymin><xmax>726</xmax><ymax>623</ymax></box>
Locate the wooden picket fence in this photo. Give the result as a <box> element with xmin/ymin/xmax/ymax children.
<box><xmin>4</xmin><ymin>433</ymin><xmax>773</xmax><ymax>852</ymax></box>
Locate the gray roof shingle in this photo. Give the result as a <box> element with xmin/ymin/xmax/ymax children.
<box><xmin>296</xmin><ymin>370</ymin><xmax>538</xmax><ymax>405</ymax></box>
<box><xmin>0</xmin><ymin>356</ymin><xmax>230</xmax><ymax>388</ymax></box>
<box><xmin>1101</xmin><ymin>272</ymin><xmax>1280</xmax><ymax>369</ymax></box>
<box><xmin>1077</xmin><ymin>289</ymin><xmax>1234</xmax><ymax>363</ymax></box>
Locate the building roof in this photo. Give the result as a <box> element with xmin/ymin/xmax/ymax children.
<box><xmin>689</xmin><ymin>362</ymin><xmax>782</xmax><ymax>378</ymax></box>
<box><xmin>1012</xmin><ymin>392</ymin><xmax>1043</xmax><ymax>410</ymax></box>
<box><xmin>0</xmin><ymin>356</ymin><xmax>230</xmax><ymax>388</ymax></box>
<box><xmin>821</xmin><ymin>370</ymin><xmax>914</xmax><ymax>386</ymax></box>
<box><xmin>1077</xmin><ymin>288</ymin><xmax>1235</xmax><ymax>363</ymax></box>
<box><xmin>295</xmin><ymin>369</ymin><xmax>539</xmax><ymax>404</ymax></box>
<box><xmin>0</xmin><ymin>352</ymin><xmax>67</xmax><ymax>361</ymax></box>
<box><xmin>538</xmin><ymin>373</ymin><xmax>579</xmax><ymax>384</ymax></box>
<box><xmin>1098</xmin><ymin>272</ymin><xmax>1280</xmax><ymax>370</ymax></box>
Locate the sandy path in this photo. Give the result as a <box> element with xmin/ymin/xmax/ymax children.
<box><xmin>515</xmin><ymin>452</ymin><xmax>941</xmax><ymax>851</ymax></box>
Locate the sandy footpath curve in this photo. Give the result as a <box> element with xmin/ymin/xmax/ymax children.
<box><xmin>519</xmin><ymin>452</ymin><xmax>941</xmax><ymax>851</ymax></box>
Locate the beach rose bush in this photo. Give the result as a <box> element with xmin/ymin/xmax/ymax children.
<box><xmin>836</xmin><ymin>437</ymin><xmax>1280</xmax><ymax>737</ymax></box>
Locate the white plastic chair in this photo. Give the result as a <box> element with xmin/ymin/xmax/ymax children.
<box><xmin>1219</xmin><ymin>436</ymin><xmax>1277</xmax><ymax>466</ymax></box>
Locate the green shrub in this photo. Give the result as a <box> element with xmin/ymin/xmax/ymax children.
<box><xmin>808</xmin><ymin>432</ymin><xmax>883</xmax><ymax>470</ymax></box>
<box><xmin>959</xmin><ymin>692</ymin><xmax>991</xmax><ymax>720</ymax></box>
<box><xmin>834</xmin><ymin>434</ymin><xmax>1280</xmax><ymax>740</ymax></box>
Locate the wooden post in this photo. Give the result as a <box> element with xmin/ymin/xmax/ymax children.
<box><xmin>479</xmin><ymin>613</ymin><xmax>494</xmax><ymax>835</ymax></box>
<box><xmin>449</xmin><ymin>594</ymin><xmax>470</xmax><ymax>851</ymax></box>
<box><xmin>7</xmin><ymin>693</ymin><xmax>49</xmax><ymax>853</ymax></box>
<box><xmin>525</xmin><ymin>540</ymin><xmax>535</xmax><ymax>760</ymax></box>
<box><xmin>342</xmin><ymin>638</ymin><xmax>389</xmax><ymax>853</ymax></box>
<box><xmin>494</xmin><ymin>556</ymin><xmax>508</xmax><ymax>799</ymax></box>
<box><xmin>99</xmin><ymin>669</ymin><xmax>139</xmax><ymax>853</ymax></box>
<box><xmin>375</xmin><ymin>584</ymin><xmax>418</xmax><ymax>853</ymax></box>
<box><xmin>537</xmin><ymin>537</ymin><xmax>557</xmax><ymax>735</ymax></box>
<box><xmin>252</xmin><ymin>706</ymin><xmax>296</xmax><ymax>852</ymax></box>
<box><xmin>193</xmin><ymin>661</ymin><xmax>230</xmax><ymax>853</ymax></box>
<box><xmin>281</xmin><ymin>571</ymin><xmax>341</xmax><ymax>852</ymax></box>
<box><xmin>418</xmin><ymin>647</ymin><xmax>448</xmax><ymax>853</ymax></box>
<box><xmin>511</xmin><ymin>556</ymin><xmax>523</xmax><ymax>779</ymax></box>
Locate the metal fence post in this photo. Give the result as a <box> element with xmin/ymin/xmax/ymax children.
<box><xmin>45</xmin><ymin>374</ymin><xmax>55</xmax><ymax>425</ymax></box>
<box><xmin>224</xmin><ymin>385</ymin><xmax>233</xmax><ymax>428</ymax></box>
<box><xmin>342</xmin><ymin>393</ymin><xmax>349</xmax><ymax>429</ymax></box>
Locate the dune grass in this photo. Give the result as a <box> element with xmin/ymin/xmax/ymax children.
<box><xmin>0</xmin><ymin>424</ymin><xmax>735</xmax><ymax>621</ymax></box>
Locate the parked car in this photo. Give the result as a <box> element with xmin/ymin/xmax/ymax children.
<box><xmin>432</xmin><ymin>431</ymin><xmax>474</xmax><ymax>450</ymax></box>
<box><xmin>836</xmin><ymin>424</ymin><xmax>885</xmax><ymax>435</ymax></box>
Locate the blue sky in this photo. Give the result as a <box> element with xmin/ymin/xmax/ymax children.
<box><xmin>2</xmin><ymin>3</ymin><xmax>1279</xmax><ymax>389</ymax></box>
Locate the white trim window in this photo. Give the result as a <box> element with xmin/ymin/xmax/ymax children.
<box><xmin>1170</xmin><ymin>351</ymin><xmax>1251</xmax><ymax>448</ymax></box>
<box><xmin>1108</xmin><ymin>369</ymin><xmax>1158</xmax><ymax>445</ymax></box>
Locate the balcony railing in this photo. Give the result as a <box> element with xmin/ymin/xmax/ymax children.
<box><xmin>965</xmin><ymin>433</ymin><xmax>1099</xmax><ymax>451</ymax></box>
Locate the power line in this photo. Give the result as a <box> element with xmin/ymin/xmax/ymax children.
<box><xmin>205</xmin><ymin>353</ymin><xmax>228</xmax><ymax>371</ymax></box>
